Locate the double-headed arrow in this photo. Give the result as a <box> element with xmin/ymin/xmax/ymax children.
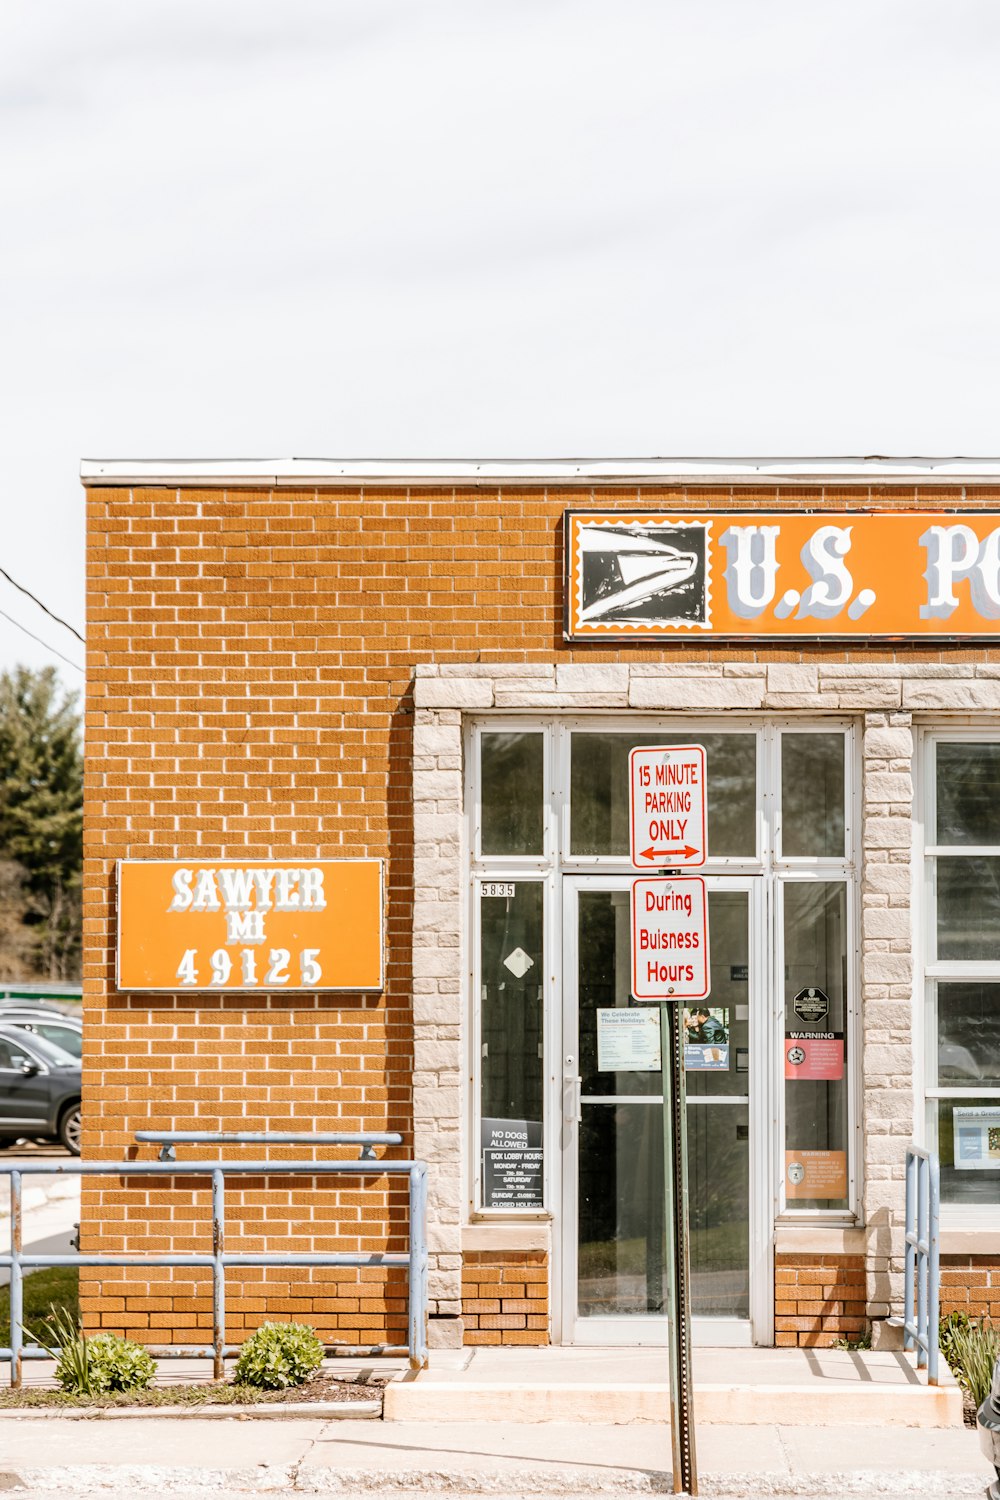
<box><xmin>638</xmin><ymin>844</ymin><xmax>700</xmax><ymax>863</ymax></box>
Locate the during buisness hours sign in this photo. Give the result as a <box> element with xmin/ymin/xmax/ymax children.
<box><xmin>117</xmin><ymin>859</ymin><xmax>383</xmax><ymax>992</ymax></box>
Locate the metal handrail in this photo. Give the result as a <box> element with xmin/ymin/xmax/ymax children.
<box><xmin>903</xmin><ymin>1145</ymin><xmax>940</xmax><ymax>1384</ymax></box>
<box><xmin>0</xmin><ymin>1159</ymin><xmax>428</xmax><ymax>1386</ymax></box>
<box><xmin>134</xmin><ymin>1129</ymin><xmax>404</xmax><ymax>1161</ymax></box>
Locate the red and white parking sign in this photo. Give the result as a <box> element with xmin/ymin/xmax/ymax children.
<box><xmin>628</xmin><ymin>746</ymin><xmax>706</xmax><ymax>870</ymax></box>
<box><xmin>630</xmin><ymin>876</ymin><xmax>710</xmax><ymax>1002</ymax></box>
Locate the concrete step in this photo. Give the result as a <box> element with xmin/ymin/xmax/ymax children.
<box><xmin>385</xmin><ymin>1347</ymin><xmax>964</xmax><ymax>1427</ymax></box>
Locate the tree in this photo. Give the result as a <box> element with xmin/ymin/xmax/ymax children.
<box><xmin>0</xmin><ymin>667</ymin><xmax>83</xmax><ymax>981</ymax></box>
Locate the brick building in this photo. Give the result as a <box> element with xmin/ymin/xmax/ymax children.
<box><xmin>82</xmin><ymin>458</ymin><xmax>1000</xmax><ymax>1352</ymax></box>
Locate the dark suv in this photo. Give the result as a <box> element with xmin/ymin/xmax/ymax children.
<box><xmin>0</xmin><ymin>1025</ymin><xmax>81</xmax><ymax>1154</ymax></box>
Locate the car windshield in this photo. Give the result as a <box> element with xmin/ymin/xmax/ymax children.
<box><xmin>0</xmin><ymin>1029</ymin><xmax>79</xmax><ymax>1068</ymax></box>
<box><xmin>25</xmin><ymin>1022</ymin><xmax>82</xmax><ymax>1059</ymax></box>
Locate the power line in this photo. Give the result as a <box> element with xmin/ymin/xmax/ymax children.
<box><xmin>0</xmin><ymin>606</ymin><xmax>84</xmax><ymax>676</ymax></box>
<box><xmin>0</xmin><ymin>566</ymin><xmax>85</xmax><ymax>644</ymax></box>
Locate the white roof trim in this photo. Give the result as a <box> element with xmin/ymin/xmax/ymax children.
<box><xmin>79</xmin><ymin>456</ymin><xmax>1000</xmax><ymax>488</ymax></box>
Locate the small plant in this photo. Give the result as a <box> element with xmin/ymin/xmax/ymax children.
<box><xmin>30</xmin><ymin>1308</ymin><xmax>156</xmax><ymax>1397</ymax></box>
<box><xmin>835</xmin><ymin>1327</ymin><xmax>872</xmax><ymax>1351</ymax></box>
<box><xmin>233</xmin><ymin>1321</ymin><xmax>324</xmax><ymax>1390</ymax></box>
<box><xmin>939</xmin><ymin>1309</ymin><xmax>972</xmax><ymax>1370</ymax></box>
<box><xmin>939</xmin><ymin>1314</ymin><xmax>1000</xmax><ymax>1408</ymax></box>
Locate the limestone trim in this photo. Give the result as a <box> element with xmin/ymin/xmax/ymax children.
<box><xmin>411</xmin><ymin>661</ymin><xmax>992</xmax><ymax>1329</ymax></box>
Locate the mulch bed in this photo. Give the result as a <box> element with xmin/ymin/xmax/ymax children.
<box><xmin>0</xmin><ymin>1373</ymin><xmax>388</xmax><ymax>1409</ymax></box>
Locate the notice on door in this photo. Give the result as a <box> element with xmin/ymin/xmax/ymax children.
<box><xmin>597</xmin><ymin>1008</ymin><xmax>661</xmax><ymax>1072</ymax></box>
<box><xmin>481</xmin><ymin>1118</ymin><xmax>544</xmax><ymax>1208</ymax></box>
<box><xmin>784</xmin><ymin>1150</ymin><xmax>848</xmax><ymax>1200</ymax></box>
<box><xmin>952</xmin><ymin>1106</ymin><xmax>1000</xmax><ymax>1170</ymax></box>
<box><xmin>784</xmin><ymin>1033</ymin><xmax>844</xmax><ymax>1081</ymax></box>
<box><xmin>683</xmin><ymin>1006</ymin><xmax>730</xmax><ymax>1070</ymax></box>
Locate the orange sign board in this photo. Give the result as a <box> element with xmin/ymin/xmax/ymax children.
<box><xmin>784</xmin><ymin>1149</ymin><xmax>848</xmax><ymax>1201</ymax></box>
<box><xmin>565</xmin><ymin>510</ymin><xmax>1000</xmax><ymax>639</ymax></box>
<box><xmin>117</xmin><ymin>860</ymin><xmax>383</xmax><ymax>993</ymax></box>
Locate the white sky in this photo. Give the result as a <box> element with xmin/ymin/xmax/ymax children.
<box><xmin>2</xmin><ymin>0</ymin><xmax>999</xmax><ymax>688</ymax></box>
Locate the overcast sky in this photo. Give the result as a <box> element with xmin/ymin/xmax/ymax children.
<box><xmin>2</xmin><ymin>0</ymin><xmax>999</xmax><ymax>689</ymax></box>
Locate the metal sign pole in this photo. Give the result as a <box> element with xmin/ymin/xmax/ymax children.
<box><xmin>661</xmin><ymin>999</ymin><xmax>698</xmax><ymax>1497</ymax></box>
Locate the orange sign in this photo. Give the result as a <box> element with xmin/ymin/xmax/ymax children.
<box><xmin>565</xmin><ymin>511</ymin><xmax>1000</xmax><ymax>639</ymax></box>
<box><xmin>784</xmin><ymin>1150</ymin><xmax>848</xmax><ymax>1201</ymax></box>
<box><xmin>117</xmin><ymin>860</ymin><xmax>383</xmax><ymax>992</ymax></box>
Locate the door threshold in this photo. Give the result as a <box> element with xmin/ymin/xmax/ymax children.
<box><xmin>565</xmin><ymin>1317</ymin><xmax>753</xmax><ymax>1348</ymax></box>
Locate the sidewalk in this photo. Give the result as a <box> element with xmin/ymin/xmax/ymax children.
<box><xmin>0</xmin><ymin>1414</ymin><xmax>991</xmax><ymax>1498</ymax></box>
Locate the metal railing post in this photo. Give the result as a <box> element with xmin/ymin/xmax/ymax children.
<box><xmin>212</xmin><ymin>1168</ymin><xmax>225</xmax><ymax>1380</ymax></box>
<box><xmin>916</xmin><ymin>1155</ymin><xmax>928</xmax><ymax>1371</ymax></box>
<box><xmin>9</xmin><ymin>1170</ymin><xmax>21</xmax><ymax>1390</ymax></box>
<box><xmin>903</xmin><ymin>1149</ymin><xmax>915</xmax><ymax>1353</ymax></box>
<box><xmin>407</xmin><ymin>1164</ymin><xmax>429</xmax><ymax>1370</ymax></box>
<box><xmin>927</xmin><ymin>1153</ymin><xmax>940</xmax><ymax>1385</ymax></box>
<box><xmin>903</xmin><ymin>1145</ymin><xmax>940</xmax><ymax>1385</ymax></box>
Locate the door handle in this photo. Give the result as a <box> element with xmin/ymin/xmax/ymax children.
<box><xmin>564</xmin><ymin>1075</ymin><xmax>583</xmax><ymax>1123</ymax></box>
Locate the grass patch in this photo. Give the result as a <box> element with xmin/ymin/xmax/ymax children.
<box><xmin>0</xmin><ymin>1266</ymin><xmax>78</xmax><ymax>1347</ymax></box>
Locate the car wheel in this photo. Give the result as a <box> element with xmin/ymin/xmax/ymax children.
<box><xmin>58</xmin><ymin>1104</ymin><xmax>81</xmax><ymax>1156</ymax></box>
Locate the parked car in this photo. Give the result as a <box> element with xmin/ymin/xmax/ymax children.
<box><xmin>0</xmin><ymin>1008</ymin><xmax>82</xmax><ymax>1060</ymax></box>
<box><xmin>978</xmin><ymin>1358</ymin><xmax>1000</xmax><ymax>1500</ymax></box>
<box><xmin>0</xmin><ymin>1025</ymin><xmax>81</xmax><ymax>1154</ymax></box>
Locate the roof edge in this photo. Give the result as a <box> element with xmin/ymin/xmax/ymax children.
<box><xmin>79</xmin><ymin>456</ymin><xmax>1000</xmax><ymax>488</ymax></box>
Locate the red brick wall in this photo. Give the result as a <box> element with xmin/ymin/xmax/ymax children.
<box><xmin>941</xmin><ymin>1256</ymin><xmax>1000</xmax><ymax>1319</ymax></box>
<box><xmin>775</xmin><ymin>1253</ymin><xmax>867</xmax><ymax>1347</ymax></box>
<box><xmin>461</xmin><ymin>1251</ymin><xmax>549</xmax><ymax>1345</ymax></box>
<box><xmin>83</xmin><ymin>481</ymin><xmax>999</xmax><ymax>1344</ymax></box>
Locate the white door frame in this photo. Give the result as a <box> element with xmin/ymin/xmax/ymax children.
<box><xmin>555</xmin><ymin>873</ymin><xmax>774</xmax><ymax>1347</ymax></box>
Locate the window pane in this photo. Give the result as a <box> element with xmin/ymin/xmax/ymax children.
<box><xmin>577</xmin><ymin>1101</ymin><xmax>749</xmax><ymax>1319</ymax></box>
<box><xmin>937</xmin><ymin>1099</ymin><xmax>1000</xmax><ymax>1207</ymax></box>
<box><xmin>937</xmin><ymin>983</ymin><xmax>1000</xmax><ymax>1088</ymax></box>
<box><xmin>937</xmin><ymin>858</ymin><xmax>1000</xmax><ymax>961</ymax></box>
<box><xmin>937</xmin><ymin>743</ymin><xmax>1000</xmax><ymax>846</ymax></box>
<box><xmin>480</xmin><ymin>732</ymin><xmax>544</xmax><ymax>856</ymax></box>
<box><xmin>781</xmin><ymin>734</ymin><xmax>845</xmax><ymax>858</ymax></box>
<box><xmin>479</xmin><ymin>882</ymin><xmax>544</xmax><ymax>1209</ymax></box>
<box><xmin>570</xmin><ymin>732</ymin><xmax>756</xmax><ymax>857</ymax></box>
<box><xmin>783</xmin><ymin>882</ymin><xmax>849</xmax><ymax>1211</ymax></box>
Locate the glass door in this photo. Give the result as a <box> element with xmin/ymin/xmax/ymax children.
<box><xmin>559</xmin><ymin>875</ymin><xmax>771</xmax><ymax>1346</ymax></box>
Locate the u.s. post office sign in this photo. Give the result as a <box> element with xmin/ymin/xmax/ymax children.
<box><xmin>564</xmin><ymin>511</ymin><xmax>1000</xmax><ymax>640</ymax></box>
<box><xmin>116</xmin><ymin>859</ymin><xmax>383</xmax><ymax>992</ymax></box>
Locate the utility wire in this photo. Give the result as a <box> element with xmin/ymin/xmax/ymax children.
<box><xmin>0</xmin><ymin>566</ymin><xmax>85</xmax><ymax>644</ymax></box>
<box><xmin>0</xmin><ymin>606</ymin><xmax>84</xmax><ymax>675</ymax></box>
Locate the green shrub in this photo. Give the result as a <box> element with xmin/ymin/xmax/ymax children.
<box><xmin>233</xmin><ymin>1321</ymin><xmax>324</xmax><ymax>1390</ymax></box>
<box><xmin>31</xmin><ymin>1308</ymin><xmax>156</xmax><ymax>1397</ymax></box>
<box><xmin>939</xmin><ymin>1309</ymin><xmax>972</xmax><ymax>1369</ymax></box>
<box><xmin>939</xmin><ymin>1314</ymin><xmax>1000</xmax><ymax>1407</ymax></box>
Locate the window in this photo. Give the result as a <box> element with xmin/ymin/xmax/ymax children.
<box><xmin>0</xmin><ymin>1039</ymin><xmax>30</xmax><ymax>1071</ymax></box>
<box><xmin>924</xmin><ymin>736</ymin><xmax>1000</xmax><ymax>1209</ymax></box>
<box><xmin>469</xmin><ymin>718</ymin><xmax>858</xmax><ymax>1220</ymax></box>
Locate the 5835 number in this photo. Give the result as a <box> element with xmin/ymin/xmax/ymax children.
<box><xmin>175</xmin><ymin>948</ymin><xmax>322</xmax><ymax>988</ymax></box>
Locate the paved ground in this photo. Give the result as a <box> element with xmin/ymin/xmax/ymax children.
<box><xmin>0</xmin><ymin>1417</ymin><xmax>991</xmax><ymax>1498</ymax></box>
<box><xmin>0</xmin><ymin>1145</ymin><xmax>79</xmax><ymax>1286</ymax></box>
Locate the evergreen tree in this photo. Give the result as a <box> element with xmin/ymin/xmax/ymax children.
<box><xmin>0</xmin><ymin>667</ymin><xmax>83</xmax><ymax>980</ymax></box>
